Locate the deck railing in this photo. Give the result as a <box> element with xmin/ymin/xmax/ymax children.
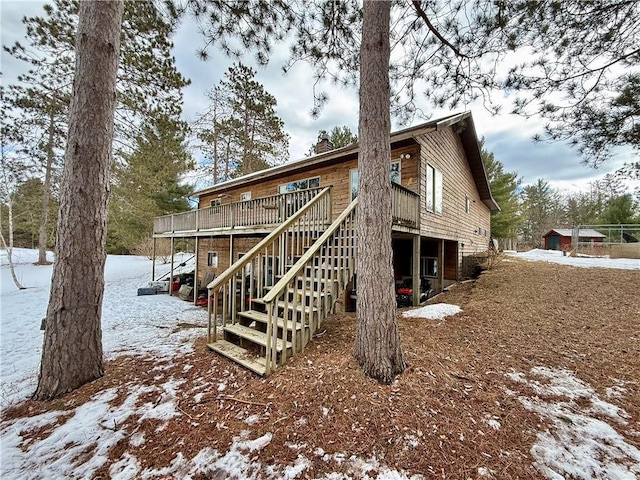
<box><xmin>207</xmin><ymin>187</ymin><xmax>333</xmax><ymax>346</ymax></box>
<box><xmin>261</xmin><ymin>198</ymin><xmax>358</xmax><ymax>374</ymax></box>
<box><xmin>154</xmin><ymin>183</ymin><xmax>418</xmax><ymax>235</ymax></box>
<box><xmin>153</xmin><ymin>187</ymin><xmax>326</xmax><ymax>234</ymax></box>
<box><xmin>391</xmin><ymin>182</ymin><xmax>419</xmax><ymax>228</ymax></box>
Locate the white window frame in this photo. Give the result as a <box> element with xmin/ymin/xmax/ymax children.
<box><xmin>207</xmin><ymin>251</ymin><xmax>218</xmax><ymax>268</ymax></box>
<box><xmin>434</xmin><ymin>169</ymin><xmax>443</xmax><ymax>214</ymax></box>
<box><xmin>210</xmin><ymin>198</ymin><xmax>221</xmax><ymax>207</ymax></box>
<box><xmin>240</xmin><ymin>191</ymin><xmax>252</xmax><ymax>201</ymax></box>
<box><xmin>390</xmin><ymin>160</ymin><xmax>401</xmax><ymax>184</ymax></box>
<box><xmin>426</xmin><ymin>165</ymin><xmax>434</xmax><ymax>212</ymax></box>
<box><xmin>425</xmin><ymin>164</ymin><xmax>443</xmax><ymax>215</ymax></box>
<box><xmin>420</xmin><ymin>256</ymin><xmax>438</xmax><ymax>277</ymax></box>
<box><xmin>278</xmin><ymin>176</ymin><xmax>321</xmax><ymax>194</ymax></box>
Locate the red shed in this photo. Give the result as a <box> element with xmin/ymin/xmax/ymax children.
<box><xmin>543</xmin><ymin>228</ymin><xmax>606</xmax><ymax>251</ymax></box>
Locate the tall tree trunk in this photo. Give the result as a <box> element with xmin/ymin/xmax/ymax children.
<box><xmin>34</xmin><ymin>0</ymin><xmax>124</xmax><ymax>400</ymax></box>
<box><xmin>37</xmin><ymin>108</ymin><xmax>56</xmax><ymax>265</ymax></box>
<box><xmin>0</xmin><ymin>198</ymin><xmax>26</xmax><ymax>290</ymax></box>
<box><xmin>354</xmin><ymin>0</ymin><xmax>406</xmax><ymax>384</ymax></box>
<box><xmin>212</xmin><ymin>121</ymin><xmax>219</xmax><ymax>184</ymax></box>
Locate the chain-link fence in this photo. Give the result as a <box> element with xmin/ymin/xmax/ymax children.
<box><xmin>572</xmin><ymin>224</ymin><xmax>640</xmax><ymax>258</ymax></box>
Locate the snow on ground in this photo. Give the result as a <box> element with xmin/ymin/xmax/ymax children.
<box><xmin>506</xmin><ymin>367</ymin><xmax>640</xmax><ymax>479</ymax></box>
<box><xmin>401</xmin><ymin>303</ymin><xmax>462</xmax><ymax>320</ymax></box>
<box><xmin>1</xmin><ymin>248</ymin><xmax>200</xmax><ymax>407</ymax></box>
<box><xmin>2</xmin><ymin>248</ymin><xmax>640</xmax><ymax>479</ymax></box>
<box><xmin>506</xmin><ymin>248</ymin><xmax>640</xmax><ymax>270</ymax></box>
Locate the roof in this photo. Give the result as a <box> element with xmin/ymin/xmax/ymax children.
<box><xmin>193</xmin><ymin>111</ymin><xmax>499</xmax><ymax>211</ymax></box>
<box><xmin>544</xmin><ymin>229</ymin><xmax>606</xmax><ymax>238</ymax></box>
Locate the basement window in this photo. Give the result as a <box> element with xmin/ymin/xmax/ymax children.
<box><xmin>210</xmin><ymin>198</ymin><xmax>221</xmax><ymax>207</ymax></box>
<box><xmin>421</xmin><ymin>256</ymin><xmax>437</xmax><ymax>277</ymax></box>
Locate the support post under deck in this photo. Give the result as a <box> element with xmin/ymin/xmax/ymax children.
<box><xmin>412</xmin><ymin>235</ymin><xmax>420</xmax><ymax>306</ymax></box>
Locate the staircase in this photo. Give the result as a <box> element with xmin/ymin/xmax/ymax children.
<box><xmin>206</xmin><ymin>189</ymin><xmax>357</xmax><ymax>376</ymax></box>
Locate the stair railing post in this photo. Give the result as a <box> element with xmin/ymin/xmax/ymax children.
<box><xmin>264</xmin><ymin>301</ymin><xmax>274</xmax><ymax>375</ymax></box>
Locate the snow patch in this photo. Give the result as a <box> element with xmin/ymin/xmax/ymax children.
<box><xmin>506</xmin><ymin>367</ymin><xmax>640</xmax><ymax>479</ymax></box>
<box><xmin>507</xmin><ymin>249</ymin><xmax>640</xmax><ymax>270</ymax></box>
<box><xmin>402</xmin><ymin>303</ymin><xmax>462</xmax><ymax>320</ymax></box>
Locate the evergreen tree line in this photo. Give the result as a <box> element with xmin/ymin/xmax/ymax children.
<box><xmin>482</xmin><ymin>145</ymin><xmax>640</xmax><ymax>249</ymax></box>
<box><xmin>2</xmin><ymin>1</ymin><xmax>638</xmax><ymax>256</ymax></box>
<box><xmin>1</xmin><ymin>1</ymin><xmax>290</xmax><ymax>256</ymax></box>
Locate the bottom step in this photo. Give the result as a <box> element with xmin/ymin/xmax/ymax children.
<box><xmin>208</xmin><ymin>339</ymin><xmax>267</xmax><ymax>376</ymax></box>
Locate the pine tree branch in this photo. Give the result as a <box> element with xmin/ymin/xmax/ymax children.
<box><xmin>411</xmin><ymin>0</ymin><xmax>468</xmax><ymax>59</ymax></box>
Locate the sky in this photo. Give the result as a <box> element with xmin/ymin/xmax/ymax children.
<box><xmin>1</xmin><ymin>247</ymin><xmax>639</xmax><ymax>478</ymax></box>
<box><xmin>1</xmin><ymin>0</ymin><xmax>637</xmax><ymax>194</ymax></box>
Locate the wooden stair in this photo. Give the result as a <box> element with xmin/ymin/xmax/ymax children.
<box><xmin>207</xmin><ymin>339</ymin><xmax>267</xmax><ymax>376</ymax></box>
<box><xmin>206</xmin><ymin>195</ymin><xmax>357</xmax><ymax>376</ymax></box>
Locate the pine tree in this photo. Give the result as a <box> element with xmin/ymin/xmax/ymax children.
<box><xmin>3</xmin><ymin>0</ymin><xmax>190</xmax><ymax>260</ymax></box>
<box><xmin>309</xmin><ymin>126</ymin><xmax>358</xmax><ymax>155</ymax></box>
<box><xmin>34</xmin><ymin>0</ymin><xmax>124</xmax><ymax>400</ymax></box>
<box><xmin>354</xmin><ymin>1</ymin><xmax>406</xmax><ymax>384</ymax></box>
<box><xmin>480</xmin><ymin>142</ymin><xmax>521</xmax><ymax>244</ymax></box>
<box><xmin>599</xmin><ymin>195</ymin><xmax>639</xmax><ymax>225</ymax></box>
<box><xmin>194</xmin><ymin>63</ymin><xmax>289</xmax><ymax>182</ymax></box>
<box><xmin>108</xmin><ymin>113</ymin><xmax>193</xmax><ymax>254</ymax></box>
<box><xmin>8</xmin><ymin>178</ymin><xmax>58</xmax><ymax>249</ymax></box>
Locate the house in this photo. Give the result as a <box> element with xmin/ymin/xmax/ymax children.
<box><xmin>543</xmin><ymin>228</ymin><xmax>606</xmax><ymax>251</ymax></box>
<box><xmin>153</xmin><ymin>111</ymin><xmax>499</xmax><ymax>376</ymax></box>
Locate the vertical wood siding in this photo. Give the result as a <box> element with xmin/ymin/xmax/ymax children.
<box><xmin>416</xmin><ymin>126</ymin><xmax>491</xmax><ymax>270</ymax></box>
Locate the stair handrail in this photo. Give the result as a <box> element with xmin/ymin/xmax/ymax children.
<box><xmin>207</xmin><ymin>186</ymin><xmax>332</xmax><ymax>292</ymax></box>
<box><xmin>263</xmin><ymin>197</ymin><xmax>358</xmax><ymax>304</ymax></box>
<box><xmin>261</xmin><ymin>197</ymin><xmax>357</xmax><ymax>374</ymax></box>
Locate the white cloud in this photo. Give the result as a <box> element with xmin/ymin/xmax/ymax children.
<box><xmin>2</xmin><ymin>1</ymin><xmax>636</xmax><ymax>194</ymax></box>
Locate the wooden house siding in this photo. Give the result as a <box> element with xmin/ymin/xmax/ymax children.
<box><xmin>199</xmin><ymin>145</ymin><xmax>420</xmax><ymax>221</ymax></box>
<box><xmin>416</xmin><ymin>127</ymin><xmax>491</xmax><ymax>246</ymax></box>
<box><xmin>415</xmin><ymin>126</ymin><xmax>491</xmax><ymax>278</ymax></box>
<box><xmin>198</xmin><ymin>236</ymin><xmax>264</xmax><ymax>279</ymax></box>
<box><xmin>155</xmin><ymin>112</ymin><xmax>497</xmax><ymax>290</ymax></box>
<box><xmin>151</xmin><ymin>112</ymin><xmax>500</xmax><ymax>376</ymax></box>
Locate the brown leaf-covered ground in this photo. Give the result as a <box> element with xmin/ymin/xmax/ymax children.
<box><xmin>3</xmin><ymin>256</ymin><xmax>639</xmax><ymax>479</ymax></box>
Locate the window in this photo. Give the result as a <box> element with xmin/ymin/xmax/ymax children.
<box><xmin>207</xmin><ymin>251</ymin><xmax>218</xmax><ymax>268</ymax></box>
<box><xmin>425</xmin><ymin>164</ymin><xmax>443</xmax><ymax>214</ymax></box>
<box><xmin>350</xmin><ymin>169</ymin><xmax>359</xmax><ymax>200</ymax></box>
<box><xmin>434</xmin><ymin>169</ymin><xmax>443</xmax><ymax>214</ymax></box>
<box><xmin>210</xmin><ymin>198</ymin><xmax>221</xmax><ymax>207</ymax></box>
<box><xmin>390</xmin><ymin>160</ymin><xmax>401</xmax><ymax>184</ymax></box>
<box><xmin>465</xmin><ymin>196</ymin><xmax>471</xmax><ymax>214</ymax></box>
<box><xmin>278</xmin><ymin>176</ymin><xmax>320</xmax><ymax>194</ymax></box>
<box><xmin>421</xmin><ymin>256</ymin><xmax>437</xmax><ymax>277</ymax></box>
<box><xmin>240</xmin><ymin>191</ymin><xmax>251</xmax><ymax>201</ymax></box>
<box><xmin>350</xmin><ymin>160</ymin><xmax>401</xmax><ymax>200</ymax></box>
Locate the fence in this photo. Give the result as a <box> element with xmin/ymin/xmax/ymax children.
<box><xmin>572</xmin><ymin>224</ymin><xmax>640</xmax><ymax>258</ymax></box>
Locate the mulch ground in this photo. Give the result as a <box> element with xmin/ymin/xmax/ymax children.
<box><xmin>3</xmin><ymin>255</ymin><xmax>639</xmax><ymax>478</ymax></box>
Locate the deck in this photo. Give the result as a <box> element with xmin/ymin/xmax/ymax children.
<box><xmin>153</xmin><ymin>184</ymin><xmax>419</xmax><ymax>238</ymax></box>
